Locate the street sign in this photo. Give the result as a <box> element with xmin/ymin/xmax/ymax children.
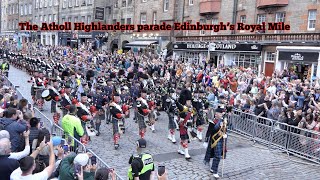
<box><xmin>209</xmin><ymin>43</ymin><xmax>216</xmax><ymax>51</ymax></box>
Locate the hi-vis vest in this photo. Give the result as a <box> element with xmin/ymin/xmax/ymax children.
<box><xmin>1</xmin><ymin>63</ymin><xmax>8</xmax><ymax>70</ymax></box>
<box><xmin>128</xmin><ymin>153</ymin><xmax>154</xmax><ymax>180</ymax></box>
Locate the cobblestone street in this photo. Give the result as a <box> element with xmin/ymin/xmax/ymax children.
<box><xmin>8</xmin><ymin>67</ymin><xmax>320</xmax><ymax>180</ymax></box>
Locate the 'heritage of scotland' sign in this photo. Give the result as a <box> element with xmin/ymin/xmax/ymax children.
<box><xmin>173</xmin><ymin>42</ymin><xmax>261</xmax><ymax>52</ymax></box>
<box><xmin>278</xmin><ymin>51</ymin><xmax>319</xmax><ymax>63</ymax></box>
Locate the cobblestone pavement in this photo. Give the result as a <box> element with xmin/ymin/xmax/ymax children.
<box><xmin>8</xmin><ymin>67</ymin><xmax>320</xmax><ymax>180</ymax></box>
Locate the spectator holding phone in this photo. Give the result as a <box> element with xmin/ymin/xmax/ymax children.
<box><xmin>59</xmin><ymin>153</ymin><xmax>96</xmax><ymax>180</ymax></box>
<box><xmin>0</xmin><ymin>108</ymin><xmax>27</xmax><ymax>152</ymax></box>
<box><xmin>10</xmin><ymin>137</ymin><xmax>56</xmax><ymax>180</ymax></box>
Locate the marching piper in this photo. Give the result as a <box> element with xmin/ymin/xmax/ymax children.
<box><xmin>34</xmin><ymin>71</ymin><xmax>47</xmax><ymax>111</ymax></box>
<box><xmin>136</xmin><ymin>89</ymin><xmax>151</xmax><ymax>139</ymax></box>
<box><xmin>176</xmin><ymin>86</ymin><xmax>194</xmax><ymax>159</ymax></box>
<box><xmin>192</xmin><ymin>90</ymin><xmax>206</xmax><ymax>141</ymax></box>
<box><xmin>203</xmin><ymin>106</ymin><xmax>228</xmax><ymax>179</ymax></box>
<box><xmin>109</xmin><ymin>92</ymin><xmax>126</xmax><ymax>149</ymax></box>
<box><xmin>104</xmin><ymin>79</ymin><xmax>114</xmax><ymax>124</ymax></box>
<box><xmin>50</xmin><ymin>79</ymin><xmax>62</xmax><ymax>124</ymax></box>
<box><xmin>164</xmin><ymin>88</ymin><xmax>178</xmax><ymax>143</ymax></box>
<box><xmin>60</xmin><ymin>84</ymin><xmax>77</xmax><ymax>116</ymax></box>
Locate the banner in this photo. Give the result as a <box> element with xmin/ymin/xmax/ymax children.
<box><xmin>173</xmin><ymin>42</ymin><xmax>261</xmax><ymax>52</ymax></box>
<box><xmin>95</xmin><ymin>7</ymin><xmax>105</xmax><ymax>21</ymax></box>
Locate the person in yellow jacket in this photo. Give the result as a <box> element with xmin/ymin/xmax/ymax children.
<box><xmin>61</xmin><ymin>105</ymin><xmax>84</xmax><ymax>151</ymax></box>
<box><xmin>128</xmin><ymin>139</ymin><xmax>155</xmax><ymax>180</ymax></box>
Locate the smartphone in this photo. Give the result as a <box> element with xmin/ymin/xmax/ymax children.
<box><xmin>40</xmin><ymin>121</ymin><xmax>44</xmax><ymax>128</ymax></box>
<box><xmin>74</xmin><ymin>163</ymin><xmax>81</xmax><ymax>177</ymax></box>
<box><xmin>91</xmin><ymin>156</ymin><xmax>97</xmax><ymax>165</ymax></box>
<box><xmin>45</xmin><ymin>133</ymin><xmax>51</xmax><ymax>143</ymax></box>
<box><xmin>60</xmin><ymin>139</ymin><xmax>66</xmax><ymax>146</ymax></box>
<box><xmin>158</xmin><ymin>166</ymin><xmax>165</xmax><ymax>176</ymax></box>
<box><xmin>63</xmin><ymin>145</ymin><xmax>69</xmax><ymax>152</ymax></box>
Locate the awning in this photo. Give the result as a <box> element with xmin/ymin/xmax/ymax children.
<box><xmin>125</xmin><ymin>41</ymin><xmax>157</xmax><ymax>47</ymax></box>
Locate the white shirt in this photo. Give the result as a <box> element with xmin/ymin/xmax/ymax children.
<box><xmin>267</xmin><ymin>86</ymin><xmax>277</xmax><ymax>95</ymax></box>
<box><xmin>10</xmin><ymin>168</ymin><xmax>48</xmax><ymax>180</ymax></box>
<box><xmin>9</xmin><ymin>145</ymin><xmax>30</xmax><ymax>160</ymax></box>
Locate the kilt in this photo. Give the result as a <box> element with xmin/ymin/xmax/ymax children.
<box><xmin>96</xmin><ymin>109</ymin><xmax>105</xmax><ymax>120</ymax></box>
<box><xmin>137</xmin><ymin>113</ymin><xmax>147</xmax><ymax>129</ymax></box>
<box><xmin>51</xmin><ymin>101</ymin><xmax>57</xmax><ymax>113</ymax></box>
<box><xmin>148</xmin><ymin>109</ymin><xmax>156</xmax><ymax>120</ymax></box>
<box><xmin>195</xmin><ymin>115</ymin><xmax>205</xmax><ymax>126</ymax></box>
<box><xmin>31</xmin><ymin>86</ymin><xmax>35</xmax><ymax>96</ymax></box>
<box><xmin>35</xmin><ymin>88</ymin><xmax>44</xmax><ymax>99</ymax></box>
<box><xmin>168</xmin><ymin>113</ymin><xmax>177</xmax><ymax>129</ymax></box>
<box><xmin>112</xmin><ymin>118</ymin><xmax>119</xmax><ymax>135</ymax></box>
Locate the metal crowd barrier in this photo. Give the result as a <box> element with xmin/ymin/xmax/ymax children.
<box><xmin>229</xmin><ymin>109</ymin><xmax>320</xmax><ymax>164</ymax></box>
<box><xmin>1</xmin><ymin>73</ymin><xmax>125</xmax><ymax>180</ymax></box>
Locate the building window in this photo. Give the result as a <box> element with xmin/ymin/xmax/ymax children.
<box><xmin>164</xmin><ymin>0</ymin><xmax>169</xmax><ymax>11</ymax></box>
<box><xmin>153</xmin><ymin>12</ymin><xmax>157</xmax><ymax>25</ymax></box>
<box><xmin>240</xmin><ymin>15</ymin><xmax>246</xmax><ymax>23</ymax></box>
<box><xmin>62</xmin><ymin>0</ymin><xmax>67</xmax><ymax>8</ymax></box>
<box><xmin>113</xmin><ymin>19</ymin><xmax>117</xmax><ymax>24</ymax></box>
<box><xmin>88</xmin><ymin>0</ymin><xmax>93</xmax><ymax>4</ymax></box>
<box><xmin>200</xmin><ymin>19</ymin><xmax>206</xmax><ymax>35</ymax></box>
<box><xmin>211</xmin><ymin>18</ymin><xmax>218</xmax><ymax>35</ymax></box>
<box><xmin>308</xmin><ymin>10</ymin><xmax>317</xmax><ymax>31</ymax></box>
<box><xmin>20</xmin><ymin>5</ymin><xmax>23</xmax><ymax>15</ymax></box>
<box><xmin>8</xmin><ymin>5</ymin><xmax>11</xmax><ymax>15</ymax></box>
<box><xmin>127</xmin><ymin>18</ymin><xmax>131</xmax><ymax>24</ymax></box>
<box><xmin>142</xmin><ymin>0</ymin><xmax>147</xmax><ymax>2</ymax></box>
<box><xmin>53</xmin><ymin>14</ymin><xmax>57</xmax><ymax>22</ymax></box>
<box><xmin>44</xmin><ymin>15</ymin><xmax>47</xmax><ymax>22</ymax></box>
<box><xmin>29</xmin><ymin>4</ymin><xmax>32</xmax><ymax>15</ymax></box>
<box><xmin>68</xmin><ymin>0</ymin><xmax>72</xmax><ymax>7</ymax></box>
<box><xmin>275</xmin><ymin>12</ymin><xmax>285</xmax><ymax>33</ymax></box>
<box><xmin>122</xmin><ymin>0</ymin><xmax>126</xmax><ymax>7</ymax></box>
<box><xmin>121</xmin><ymin>19</ymin><xmax>125</xmax><ymax>24</ymax></box>
<box><xmin>87</xmin><ymin>15</ymin><xmax>91</xmax><ymax>24</ymax></box>
<box><xmin>189</xmin><ymin>0</ymin><xmax>193</xmax><ymax>5</ymax></box>
<box><xmin>140</xmin><ymin>13</ymin><xmax>147</xmax><ymax>24</ymax></box>
<box><xmin>81</xmin><ymin>16</ymin><xmax>85</xmax><ymax>23</ymax></box>
<box><xmin>257</xmin><ymin>14</ymin><xmax>266</xmax><ymax>24</ymax></box>
<box><xmin>36</xmin><ymin>0</ymin><xmax>39</xmax><ymax>8</ymax></box>
<box><xmin>128</xmin><ymin>0</ymin><xmax>132</xmax><ymax>6</ymax></box>
<box><xmin>68</xmin><ymin>17</ymin><xmax>72</xmax><ymax>23</ymax></box>
<box><xmin>40</xmin><ymin>15</ymin><xmax>43</xmax><ymax>22</ymax></box>
<box><xmin>35</xmin><ymin>16</ymin><xmax>38</xmax><ymax>24</ymax></box>
<box><xmin>265</xmin><ymin>52</ymin><xmax>275</xmax><ymax>62</ymax></box>
<box><xmin>62</xmin><ymin>17</ymin><xmax>65</xmax><ymax>23</ymax></box>
<box><xmin>81</xmin><ymin>0</ymin><xmax>86</xmax><ymax>6</ymax></box>
<box><xmin>49</xmin><ymin>14</ymin><xmax>52</xmax><ymax>22</ymax></box>
<box><xmin>44</xmin><ymin>0</ymin><xmax>47</xmax><ymax>7</ymax></box>
<box><xmin>49</xmin><ymin>0</ymin><xmax>53</xmax><ymax>6</ymax></box>
<box><xmin>75</xmin><ymin>0</ymin><xmax>79</xmax><ymax>6</ymax></box>
<box><xmin>114</xmin><ymin>0</ymin><xmax>118</xmax><ymax>8</ymax></box>
<box><xmin>55</xmin><ymin>0</ymin><xmax>59</xmax><ymax>6</ymax></box>
<box><xmin>24</xmin><ymin>4</ymin><xmax>27</xmax><ymax>15</ymax></box>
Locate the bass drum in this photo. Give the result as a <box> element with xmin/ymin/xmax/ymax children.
<box><xmin>41</xmin><ymin>89</ymin><xmax>52</xmax><ymax>101</ymax></box>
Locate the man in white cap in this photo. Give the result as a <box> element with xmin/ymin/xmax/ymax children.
<box><xmin>59</xmin><ymin>152</ymin><xmax>96</xmax><ymax>180</ymax></box>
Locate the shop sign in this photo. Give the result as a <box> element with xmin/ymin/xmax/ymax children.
<box><xmin>78</xmin><ymin>32</ymin><xmax>92</xmax><ymax>39</ymax></box>
<box><xmin>278</xmin><ymin>51</ymin><xmax>319</xmax><ymax>63</ymax></box>
<box><xmin>173</xmin><ymin>42</ymin><xmax>261</xmax><ymax>52</ymax></box>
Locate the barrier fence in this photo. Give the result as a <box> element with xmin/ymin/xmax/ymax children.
<box><xmin>229</xmin><ymin>109</ymin><xmax>320</xmax><ymax>164</ymax></box>
<box><xmin>1</xmin><ymin>73</ymin><xmax>125</xmax><ymax>180</ymax></box>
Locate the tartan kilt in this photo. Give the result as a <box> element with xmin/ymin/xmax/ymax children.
<box><xmin>35</xmin><ymin>89</ymin><xmax>44</xmax><ymax>99</ymax></box>
<box><xmin>137</xmin><ymin>113</ymin><xmax>147</xmax><ymax>129</ymax></box>
<box><xmin>168</xmin><ymin>113</ymin><xmax>176</xmax><ymax>129</ymax></box>
<box><xmin>112</xmin><ymin>118</ymin><xmax>119</xmax><ymax>135</ymax></box>
<box><xmin>195</xmin><ymin>115</ymin><xmax>205</xmax><ymax>126</ymax></box>
<box><xmin>97</xmin><ymin>109</ymin><xmax>105</xmax><ymax>120</ymax></box>
<box><xmin>31</xmin><ymin>86</ymin><xmax>35</xmax><ymax>96</ymax></box>
<box><xmin>148</xmin><ymin>110</ymin><xmax>155</xmax><ymax>120</ymax></box>
<box><xmin>211</xmin><ymin>139</ymin><xmax>223</xmax><ymax>159</ymax></box>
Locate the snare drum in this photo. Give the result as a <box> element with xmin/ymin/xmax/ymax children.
<box><xmin>41</xmin><ymin>89</ymin><xmax>52</xmax><ymax>101</ymax></box>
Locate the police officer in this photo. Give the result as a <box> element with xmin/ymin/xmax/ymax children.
<box><xmin>128</xmin><ymin>139</ymin><xmax>155</xmax><ymax>180</ymax></box>
<box><xmin>1</xmin><ymin>60</ymin><xmax>10</xmax><ymax>77</ymax></box>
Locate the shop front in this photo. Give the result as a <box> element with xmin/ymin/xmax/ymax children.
<box><xmin>275</xmin><ymin>46</ymin><xmax>320</xmax><ymax>81</ymax></box>
<box><xmin>173</xmin><ymin>42</ymin><xmax>262</xmax><ymax>71</ymax></box>
<box><xmin>78</xmin><ymin>32</ymin><xmax>92</xmax><ymax>45</ymax></box>
<box><xmin>59</xmin><ymin>32</ymin><xmax>72</xmax><ymax>46</ymax></box>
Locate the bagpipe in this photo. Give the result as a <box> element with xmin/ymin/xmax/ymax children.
<box><xmin>76</xmin><ymin>101</ymin><xmax>98</xmax><ymax>137</ymax></box>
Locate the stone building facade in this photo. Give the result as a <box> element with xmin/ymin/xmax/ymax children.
<box><xmin>1</xmin><ymin>0</ymin><xmax>20</xmax><ymax>39</ymax></box>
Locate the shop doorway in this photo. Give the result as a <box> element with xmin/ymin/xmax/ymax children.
<box><xmin>264</xmin><ymin>62</ymin><xmax>274</xmax><ymax>77</ymax></box>
<box><xmin>287</xmin><ymin>63</ymin><xmax>312</xmax><ymax>81</ymax></box>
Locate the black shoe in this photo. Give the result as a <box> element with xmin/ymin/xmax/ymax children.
<box><xmin>96</xmin><ymin>132</ymin><xmax>100</xmax><ymax>136</ymax></box>
<box><xmin>114</xmin><ymin>144</ymin><xmax>119</xmax><ymax>149</ymax></box>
